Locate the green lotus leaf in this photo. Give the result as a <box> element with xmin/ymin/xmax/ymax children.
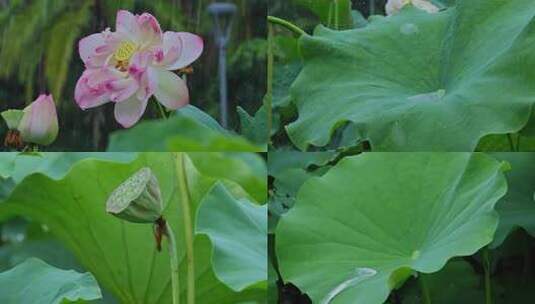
<box><xmin>268</xmin><ymin>151</ymin><xmax>335</xmax><ymax>177</ymax></box>
<box><xmin>238</xmin><ymin>104</ymin><xmax>269</xmax><ymax>145</ymax></box>
<box><xmin>0</xmin><ymin>238</ymin><xmax>125</xmax><ymax>303</ymax></box>
<box><xmin>0</xmin><ymin>257</ymin><xmax>102</xmax><ymax>304</ymax></box>
<box><xmin>476</xmin><ymin>134</ymin><xmax>535</xmax><ymax>152</ymax></box>
<box><xmin>286</xmin><ymin>0</ymin><xmax>535</xmax><ymax>151</ymax></box>
<box><xmin>276</xmin><ymin>153</ymin><xmax>507</xmax><ymax>303</ymax></box>
<box><xmin>0</xmin><ymin>238</ymin><xmax>82</xmax><ymax>273</ymax></box>
<box><xmin>268</xmin><ymin>151</ymin><xmax>334</xmax><ymax>230</ymax></box>
<box><xmin>490</xmin><ymin>153</ymin><xmax>535</xmax><ymax>247</ymax></box>
<box><xmin>0</xmin><ymin>153</ymin><xmax>266</xmax><ymax>303</ymax></box>
<box><xmin>196</xmin><ymin>183</ymin><xmax>267</xmax><ymax>291</ymax></box>
<box><xmin>0</xmin><ymin>176</ymin><xmax>16</xmax><ymax>201</ymax></box>
<box><xmin>273</xmin><ymin>62</ymin><xmax>301</xmax><ymax>109</ymax></box>
<box><xmin>0</xmin><ymin>153</ymin><xmax>136</xmax><ymax>200</ymax></box>
<box><xmin>107</xmin><ymin>106</ymin><xmax>262</xmax><ymax>152</ymax></box>
<box><xmin>0</xmin><ymin>152</ymin><xmax>136</xmax><ymax>182</ymax></box>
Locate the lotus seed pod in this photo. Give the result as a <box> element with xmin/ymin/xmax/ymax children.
<box><xmin>106</xmin><ymin>167</ymin><xmax>165</xmax><ymax>223</ymax></box>
<box><xmin>1</xmin><ymin>109</ymin><xmax>24</xmax><ymax>130</ymax></box>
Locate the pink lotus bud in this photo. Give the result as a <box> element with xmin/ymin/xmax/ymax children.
<box><xmin>18</xmin><ymin>94</ymin><xmax>59</xmax><ymax>146</ymax></box>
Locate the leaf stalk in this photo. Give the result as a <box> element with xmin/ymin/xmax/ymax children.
<box><xmin>483</xmin><ymin>247</ymin><xmax>492</xmax><ymax>304</ymax></box>
<box><xmin>267</xmin><ymin>22</ymin><xmax>274</xmax><ymax>144</ymax></box>
<box><xmin>166</xmin><ymin>221</ymin><xmax>180</xmax><ymax>304</ymax></box>
<box><xmin>175</xmin><ymin>152</ymin><xmax>195</xmax><ymax>304</ymax></box>
<box><xmin>419</xmin><ymin>274</ymin><xmax>431</xmax><ymax>304</ymax></box>
<box><xmin>267</xmin><ymin>16</ymin><xmax>307</xmax><ymax>37</ymax></box>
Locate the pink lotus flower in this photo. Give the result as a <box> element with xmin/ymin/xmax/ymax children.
<box><xmin>19</xmin><ymin>94</ymin><xmax>59</xmax><ymax>146</ymax></box>
<box><xmin>75</xmin><ymin>10</ymin><xmax>204</xmax><ymax>128</ymax></box>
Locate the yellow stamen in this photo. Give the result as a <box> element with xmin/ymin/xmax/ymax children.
<box><xmin>114</xmin><ymin>41</ymin><xmax>137</xmax><ymax>62</ymax></box>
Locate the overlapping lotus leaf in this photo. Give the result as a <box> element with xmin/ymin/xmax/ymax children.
<box><xmin>196</xmin><ymin>183</ymin><xmax>267</xmax><ymax>291</ymax></box>
<box><xmin>277</xmin><ymin>153</ymin><xmax>507</xmax><ymax>303</ymax></box>
<box><xmin>491</xmin><ymin>153</ymin><xmax>535</xmax><ymax>247</ymax></box>
<box><xmin>108</xmin><ymin>106</ymin><xmax>262</xmax><ymax>152</ymax></box>
<box><xmin>287</xmin><ymin>0</ymin><xmax>535</xmax><ymax>151</ymax></box>
<box><xmin>0</xmin><ymin>258</ymin><xmax>101</xmax><ymax>304</ymax></box>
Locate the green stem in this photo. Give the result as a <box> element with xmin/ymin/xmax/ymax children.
<box><xmin>516</xmin><ymin>134</ymin><xmax>521</xmax><ymax>152</ymax></box>
<box><xmin>327</xmin><ymin>2</ymin><xmax>334</xmax><ymax>28</ymax></box>
<box><xmin>506</xmin><ymin>133</ymin><xmax>516</xmax><ymax>152</ymax></box>
<box><xmin>267</xmin><ymin>16</ymin><xmax>307</xmax><ymax>37</ymax></box>
<box><xmin>483</xmin><ymin>247</ymin><xmax>492</xmax><ymax>304</ymax></box>
<box><xmin>333</xmin><ymin>0</ymin><xmax>340</xmax><ymax>30</ymax></box>
<box><xmin>156</xmin><ymin>101</ymin><xmax>168</xmax><ymax>120</ymax></box>
<box><xmin>176</xmin><ymin>153</ymin><xmax>195</xmax><ymax>304</ymax></box>
<box><xmin>419</xmin><ymin>274</ymin><xmax>432</xmax><ymax>304</ymax></box>
<box><xmin>166</xmin><ymin>221</ymin><xmax>180</xmax><ymax>304</ymax></box>
<box><xmin>267</xmin><ymin>22</ymin><xmax>274</xmax><ymax>144</ymax></box>
<box><xmin>195</xmin><ymin>0</ymin><xmax>203</xmax><ymax>33</ymax></box>
<box><xmin>524</xmin><ymin>234</ymin><xmax>531</xmax><ymax>282</ymax></box>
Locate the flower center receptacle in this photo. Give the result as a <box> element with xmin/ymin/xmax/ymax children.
<box><xmin>114</xmin><ymin>41</ymin><xmax>137</xmax><ymax>62</ymax></box>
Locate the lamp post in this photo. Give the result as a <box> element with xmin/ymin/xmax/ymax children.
<box><xmin>207</xmin><ymin>2</ymin><xmax>237</xmax><ymax>129</ymax></box>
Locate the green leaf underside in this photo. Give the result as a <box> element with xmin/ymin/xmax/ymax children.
<box><xmin>107</xmin><ymin>106</ymin><xmax>263</xmax><ymax>152</ymax></box>
<box><xmin>276</xmin><ymin>153</ymin><xmax>507</xmax><ymax>304</ymax></box>
<box><xmin>196</xmin><ymin>183</ymin><xmax>267</xmax><ymax>291</ymax></box>
<box><xmin>287</xmin><ymin>0</ymin><xmax>535</xmax><ymax>151</ymax></box>
<box><xmin>0</xmin><ymin>152</ymin><xmax>136</xmax><ymax>183</ymax></box>
<box><xmin>0</xmin><ymin>153</ymin><xmax>266</xmax><ymax>304</ymax></box>
<box><xmin>0</xmin><ymin>153</ymin><xmax>136</xmax><ymax>201</ymax></box>
<box><xmin>187</xmin><ymin>152</ymin><xmax>267</xmax><ymax>203</ymax></box>
<box><xmin>491</xmin><ymin>153</ymin><xmax>535</xmax><ymax>247</ymax></box>
<box><xmin>268</xmin><ymin>151</ymin><xmax>336</xmax><ymax>177</ymax></box>
<box><xmin>0</xmin><ymin>258</ymin><xmax>102</xmax><ymax>304</ymax></box>
<box><xmin>238</xmin><ymin>105</ymin><xmax>269</xmax><ymax>145</ymax></box>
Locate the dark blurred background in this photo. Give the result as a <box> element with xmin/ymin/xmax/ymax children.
<box><xmin>0</xmin><ymin>0</ymin><xmax>267</xmax><ymax>151</ymax></box>
<box><xmin>269</xmin><ymin>0</ymin><xmax>387</xmax><ymax>31</ymax></box>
